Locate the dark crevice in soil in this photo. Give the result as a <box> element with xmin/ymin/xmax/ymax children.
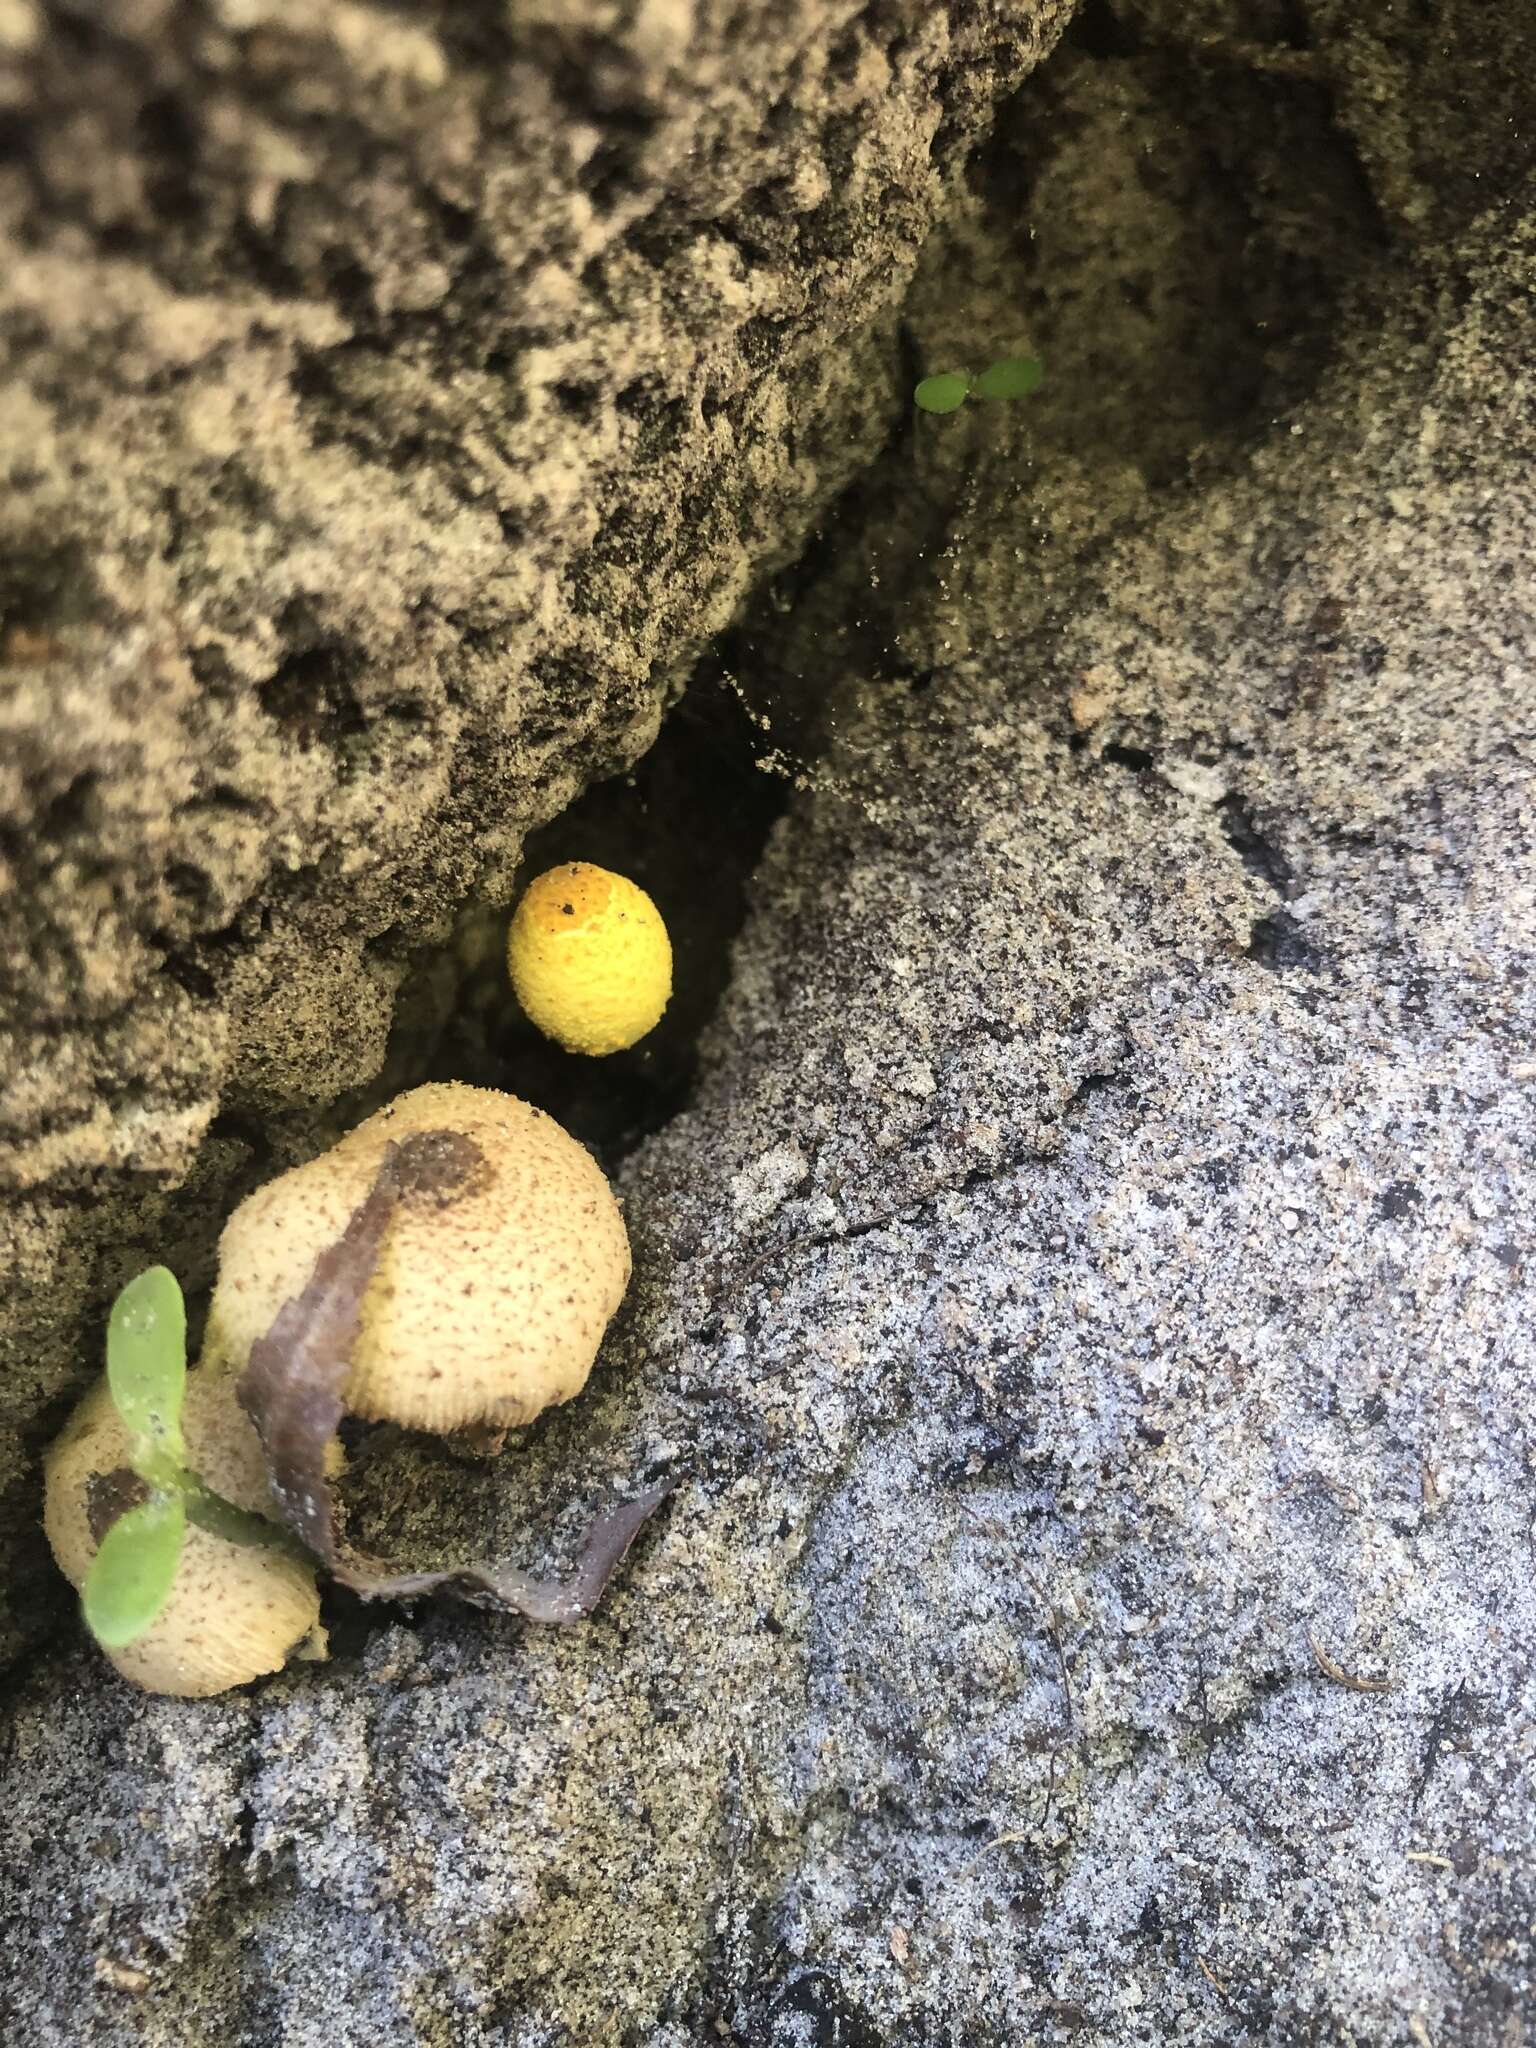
<box><xmin>401</xmin><ymin>575</ymin><xmax>853</xmax><ymax>1179</ymax></box>
<box><xmin>1246</xmin><ymin>909</ymin><xmax>1326</xmax><ymax>975</ymax></box>
<box><xmin>1219</xmin><ymin>794</ymin><xmax>1296</xmax><ymax>898</ymax></box>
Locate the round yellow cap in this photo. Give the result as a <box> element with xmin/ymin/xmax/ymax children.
<box><xmin>507</xmin><ymin>862</ymin><xmax>672</xmax><ymax>1056</ymax></box>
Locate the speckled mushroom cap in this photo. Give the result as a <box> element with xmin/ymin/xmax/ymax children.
<box><xmin>203</xmin><ymin>1081</ymin><xmax>632</xmax><ymax>1435</ymax></box>
<box><xmin>44</xmin><ymin>1379</ymin><xmax>322</xmax><ymax>1699</ymax></box>
<box><xmin>182</xmin><ymin>1362</ymin><xmax>290</xmax><ymax>1517</ymax></box>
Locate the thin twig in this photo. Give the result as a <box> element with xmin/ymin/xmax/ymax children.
<box><xmin>955</xmin><ymin>1516</ymin><xmax>1078</xmax><ymax>1859</ymax></box>
<box><xmin>1022</xmin><ymin>1564</ymin><xmax>1077</xmax><ymax>1732</ymax></box>
<box><xmin>1197</xmin><ymin>1954</ymin><xmax>1231</xmax><ymax>2000</ymax></box>
<box><xmin>1308</xmin><ymin>1629</ymin><xmax>1393</xmax><ymax>1693</ymax></box>
<box><xmin>961</xmin><ymin>1830</ymin><xmax>1033</xmax><ymax>1876</ymax></box>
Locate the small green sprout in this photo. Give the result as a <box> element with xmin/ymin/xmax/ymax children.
<box><xmin>971</xmin><ymin>355</ymin><xmax>1044</xmax><ymax>401</ymax></box>
<box><xmin>914</xmin><ymin>354</ymin><xmax>1044</xmax><ymax>415</ymax></box>
<box><xmin>81</xmin><ymin>1266</ymin><xmax>296</xmax><ymax>1650</ymax></box>
<box><xmin>913</xmin><ymin>370</ymin><xmax>971</xmax><ymax>415</ymax></box>
<box><xmin>81</xmin><ymin>1267</ymin><xmax>190</xmax><ymax>1645</ymax></box>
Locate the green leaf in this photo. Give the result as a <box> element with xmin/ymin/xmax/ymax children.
<box><xmin>82</xmin><ymin>1495</ymin><xmax>187</xmax><ymax>1649</ymax></box>
<box><xmin>107</xmin><ymin>1266</ymin><xmax>187</xmax><ymax>1480</ymax></box>
<box><xmin>970</xmin><ymin>355</ymin><xmax>1043</xmax><ymax>402</ymax></box>
<box><xmin>914</xmin><ymin>371</ymin><xmax>971</xmax><ymax>415</ymax></box>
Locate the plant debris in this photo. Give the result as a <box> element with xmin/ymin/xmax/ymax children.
<box><xmin>1307</xmin><ymin>1628</ymin><xmax>1393</xmax><ymax>1693</ymax></box>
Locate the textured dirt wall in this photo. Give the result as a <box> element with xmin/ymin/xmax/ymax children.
<box><xmin>0</xmin><ymin>0</ymin><xmax>1071</xmax><ymax>1657</ymax></box>
<box><xmin>2</xmin><ymin>2</ymin><xmax>1534</xmax><ymax>2043</ymax></box>
<box><xmin>5</xmin><ymin>129</ymin><xmax>1533</xmax><ymax>2047</ymax></box>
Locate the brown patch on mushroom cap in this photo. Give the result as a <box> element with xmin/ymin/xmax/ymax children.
<box><xmin>187</xmin><ymin>1343</ymin><xmax>349</xmax><ymax>1517</ymax></box>
<box><xmin>392</xmin><ymin>1128</ymin><xmax>490</xmax><ymax>1207</ymax></box>
<box><xmin>206</xmin><ymin>1082</ymin><xmax>632</xmax><ymax>1434</ymax></box>
<box><xmin>238</xmin><ymin>1151</ymin><xmax>400</xmax><ymax>1563</ymax></box>
<box><xmin>85</xmin><ymin>1467</ymin><xmax>149</xmax><ymax>1545</ymax></box>
<box><xmin>43</xmin><ymin>1380</ymin><xmax>321</xmax><ymax>1699</ymax></box>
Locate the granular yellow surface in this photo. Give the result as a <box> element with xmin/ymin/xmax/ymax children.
<box><xmin>507</xmin><ymin>862</ymin><xmax>672</xmax><ymax>1056</ymax></box>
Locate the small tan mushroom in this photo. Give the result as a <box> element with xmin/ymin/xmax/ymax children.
<box><xmin>43</xmin><ymin>1379</ymin><xmax>322</xmax><ymax>1699</ymax></box>
<box><xmin>204</xmin><ymin>1081</ymin><xmax>632</xmax><ymax>1436</ymax></box>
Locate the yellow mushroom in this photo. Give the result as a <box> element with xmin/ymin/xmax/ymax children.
<box><xmin>43</xmin><ymin>1379</ymin><xmax>322</xmax><ymax>1699</ymax></box>
<box><xmin>507</xmin><ymin>861</ymin><xmax>672</xmax><ymax>1056</ymax></box>
<box><xmin>203</xmin><ymin>1081</ymin><xmax>631</xmax><ymax>1436</ymax></box>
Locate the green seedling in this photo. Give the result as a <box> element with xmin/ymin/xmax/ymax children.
<box><xmin>971</xmin><ymin>354</ymin><xmax>1043</xmax><ymax>401</ymax></box>
<box><xmin>82</xmin><ymin>1266</ymin><xmax>295</xmax><ymax>1649</ymax></box>
<box><xmin>914</xmin><ymin>354</ymin><xmax>1043</xmax><ymax>415</ymax></box>
<box><xmin>913</xmin><ymin>370</ymin><xmax>971</xmax><ymax>415</ymax></box>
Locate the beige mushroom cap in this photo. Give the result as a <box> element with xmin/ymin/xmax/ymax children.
<box><xmin>204</xmin><ymin>1082</ymin><xmax>632</xmax><ymax>1435</ymax></box>
<box><xmin>182</xmin><ymin>1361</ymin><xmax>289</xmax><ymax>1517</ymax></box>
<box><xmin>44</xmin><ymin>1379</ymin><xmax>322</xmax><ymax>1699</ymax></box>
